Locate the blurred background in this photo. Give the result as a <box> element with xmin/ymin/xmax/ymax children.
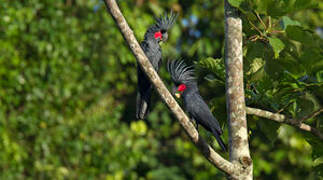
<box><xmin>1</xmin><ymin>0</ymin><xmax>322</xmax><ymax>179</ymax></box>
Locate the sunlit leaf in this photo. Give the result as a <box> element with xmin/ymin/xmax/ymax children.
<box><xmin>280</xmin><ymin>16</ymin><xmax>301</xmax><ymax>30</ymax></box>
<box><xmin>228</xmin><ymin>0</ymin><xmax>244</xmax><ymax>8</ymax></box>
<box><xmin>268</xmin><ymin>37</ymin><xmax>285</xmax><ymax>59</ymax></box>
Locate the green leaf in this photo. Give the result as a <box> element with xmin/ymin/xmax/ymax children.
<box><xmin>280</xmin><ymin>16</ymin><xmax>301</xmax><ymax>30</ymax></box>
<box><xmin>295</xmin><ymin>95</ymin><xmax>315</xmax><ymax>119</ymax></box>
<box><xmin>268</xmin><ymin>37</ymin><xmax>285</xmax><ymax>59</ymax></box>
<box><xmin>248</xmin><ymin>58</ymin><xmax>266</xmax><ymax>81</ymax></box>
<box><xmin>294</xmin><ymin>0</ymin><xmax>317</xmax><ymax>11</ymax></box>
<box><xmin>257</xmin><ymin>117</ymin><xmax>280</xmax><ymax>144</ymax></box>
<box><xmin>195</xmin><ymin>57</ymin><xmax>226</xmax><ymax>82</ymax></box>
<box><xmin>228</xmin><ymin>0</ymin><xmax>244</xmax><ymax>8</ymax></box>
<box><xmin>279</xmin><ymin>56</ymin><xmax>306</xmax><ymax>77</ymax></box>
<box><xmin>300</xmin><ymin>48</ymin><xmax>322</xmax><ymax>72</ymax></box>
<box><xmin>248</xmin><ymin>58</ymin><xmax>265</xmax><ymax>74</ymax></box>
<box><xmin>130</xmin><ymin>120</ymin><xmax>147</xmax><ymax>136</ymax></box>
<box><xmin>265</xmin><ymin>0</ymin><xmax>287</xmax><ymax>17</ymax></box>
<box><xmin>316</xmin><ymin>71</ymin><xmax>323</xmax><ymax>83</ymax></box>
<box><xmin>264</xmin><ymin>57</ymin><xmax>284</xmax><ymax>78</ymax></box>
<box><xmin>286</xmin><ymin>25</ymin><xmax>314</xmax><ymax>44</ymax></box>
<box><xmin>246</xmin><ymin>41</ymin><xmax>266</xmax><ymax>61</ymax></box>
<box><xmin>314</xmin><ymin>156</ymin><xmax>323</xmax><ymax>167</ymax></box>
<box><xmin>253</xmin><ymin>0</ymin><xmax>270</xmax><ymax>14</ymax></box>
<box><xmin>313</xmin><ymin>164</ymin><xmax>323</xmax><ymax>178</ymax></box>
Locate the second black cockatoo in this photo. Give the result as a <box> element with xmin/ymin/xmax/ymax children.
<box><xmin>136</xmin><ymin>12</ymin><xmax>177</xmax><ymax>120</ymax></box>
<box><xmin>167</xmin><ymin>60</ymin><xmax>227</xmax><ymax>151</ymax></box>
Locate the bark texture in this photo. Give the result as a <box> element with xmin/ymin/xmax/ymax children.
<box><xmin>224</xmin><ymin>0</ymin><xmax>253</xmax><ymax>179</ymax></box>
<box><xmin>246</xmin><ymin>107</ymin><xmax>323</xmax><ymax>140</ymax></box>
<box><xmin>103</xmin><ymin>0</ymin><xmax>239</xmax><ymax>176</ymax></box>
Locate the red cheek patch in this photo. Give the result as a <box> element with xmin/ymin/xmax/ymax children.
<box><xmin>154</xmin><ymin>31</ymin><xmax>162</xmax><ymax>39</ymax></box>
<box><xmin>178</xmin><ymin>84</ymin><xmax>186</xmax><ymax>92</ymax></box>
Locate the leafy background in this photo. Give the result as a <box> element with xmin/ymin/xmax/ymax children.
<box><xmin>0</xmin><ymin>0</ymin><xmax>322</xmax><ymax>179</ymax></box>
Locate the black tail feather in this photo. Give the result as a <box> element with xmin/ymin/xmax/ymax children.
<box><xmin>136</xmin><ymin>91</ymin><xmax>151</xmax><ymax>120</ymax></box>
<box><xmin>212</xmin><ymin>129</ymin><xmax>227</xmax><ymax>152</ymax></box>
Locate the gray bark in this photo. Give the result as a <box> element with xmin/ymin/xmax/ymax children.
<box><xmin>246</xmin><ymin>107</ymin><xmax>323</xmax><ymax>140</ymax></box>
<box><xmin>224</xmin><ymin>0</ymin><xmax>253</xmax><ymax>179</ymax></box>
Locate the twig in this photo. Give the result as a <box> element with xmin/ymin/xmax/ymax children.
<box><xmin>246</xmin><ymin>107</ymin><xmax>323</xmax><ymax>140</ymax></box>
<box><xmin>254</xmin><ymin>11</ymin><xmax>266</xmax><ymax>30</ymax></box>
<box><xmin>102</xmin><ymin>0</ymin><xmax>239</xmax><ymax>176</ymax></box>
<box><xmin>270</xmin><ymin>30</ymin><xmax>285</xmax><ymax>34</ymax></box>
<box><xmin>299</xmin><ymin>108</ymin><xmax>323</xmax><ymax>123</ymax></box>
<box><xmin>247</xmin><ymin>16</ymin><xmax>263</xmax><ymax>35</ymax></box>
<box><xmin>268</xmin><ymin>16</ymin><xmax>271</xmax><ymax>30</ymax></box>
<box><xmin>276</xmin><ymin>100</ymin><xmax>295</xmax><ymax>114</ymax></box>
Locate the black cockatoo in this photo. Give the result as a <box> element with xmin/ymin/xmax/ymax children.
<box><xmin>167</xmin><ymin>60</ymin><xmax>227</xmax><ymax>151</ymax></box>
<box><xmin>136</xmin><ymin>12</ymin><xmax>177</xmax><ymax>120</ymax></box>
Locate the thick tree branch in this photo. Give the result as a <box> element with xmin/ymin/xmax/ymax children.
<box><xmin>102</xmin><ymin>0</ymin><xmax>239</xmax><ymax>176</ymax></box>
<box><xmin>246</xmin><ymin>107</ymin><xmax>323</xmax><ymax>140</ymax></box>
<box><xmin>224</xmin><ymin>1</ymin><xmax>253</xmax><ymax>179</ymax></box>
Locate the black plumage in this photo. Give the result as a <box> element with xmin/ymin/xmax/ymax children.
<box><xmin>136</xmin><ymin>12</ymin><xmax>177</xmax><ymax>120</ymax></box>
<box><xmin>167</xmin><ymin>60</ymin><xmax>227</xmax><ymax>151</ymax></box>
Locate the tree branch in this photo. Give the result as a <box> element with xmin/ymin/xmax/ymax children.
<box><xmin>102</xmin><ymin>0</ymin><xmax>239</xmax><ymax>176</ymax></box>
<box><xmin>246</xmin><ymin>107</ymin><xmax>323</xmax><ymax>140</ymax></box>
<box><xmin>299</xmin><ymin>108</ymin><xmax>323</xmax><ymax>123</ymax></box>
<box><xmin>224</xmin><ymin>0</ymin><xmax>253</xmax><ymax>179</ymax></box>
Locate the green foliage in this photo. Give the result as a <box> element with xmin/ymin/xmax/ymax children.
<box><xmin>200</xmin><ymin>0</ymin><xmax>323</xmax><ymax>178</ymax></box>
<box><xmin>268</xmin><ymin>37</ymin><xmax>285</xmax><ymax>58</ymax></box>
<box><xmin>0</xmin><ymin>0</ymin><xmax>322</xmax><ymax>179</ymax></box>
<box><xmin>228</xmin><ymin>0</ymin><xmax>244</xmax><ymax>8</ymax></box>
<box><xmin>195</xmin><ymin>57</ymin><xmax>226</xmax><ymax>84</ymax></box>
<box><xmin>281</xmin><ymin>16</ymin><xmax>301</xmax><ymax>30</ymax></box>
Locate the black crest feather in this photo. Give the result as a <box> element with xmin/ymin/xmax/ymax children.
<box><xmin>155</xmin><ymin>11</ymin><xmax>178</xmax><ymax>31</ymax></box>
<box><xmin>167</xmin><ymin>60</ymin><xmax>196</xmax><ymax>84</ymax></box>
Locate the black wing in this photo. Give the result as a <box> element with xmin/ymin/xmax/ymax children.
<box><xmin>188</xmin><ymin>94</ymin><xmax>226</xmax><ymax>151</ymax></box>
<box><xmin>189</xmin><ymin>94</ymin><xmax>223</xmax><ymax>135</ymax></box>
